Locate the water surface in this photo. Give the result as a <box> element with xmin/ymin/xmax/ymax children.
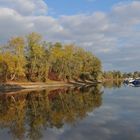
<box><xmin>0</xmin><ymin>84</ymin><xmax>140</xmax><ymax>140</ymax></box>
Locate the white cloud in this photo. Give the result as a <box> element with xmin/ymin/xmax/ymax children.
<box><xmin>0</xmin><ymin>0</ymin><xmax>140</xmax><ymax>71</ymax></box>
<box><xmin>0</xmin><ymin>0</ymin><xmax>48</xmax><ymax>16</ymax></box>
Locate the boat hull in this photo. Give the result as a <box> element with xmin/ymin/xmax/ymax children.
<box><xmin>132</xmin><ymin>80</ymin><xmax>140</xmax><ymax>85</ymax></box>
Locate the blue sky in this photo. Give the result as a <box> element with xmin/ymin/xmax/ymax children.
<box><xmin>46</xmin><ymin>0</ymin><xmax>132</xmax><ymax>16</ymax></box>
<box><xmin>0</xmin><ymin>0</ymin><xmax>140</xmax><ymax>71</ymax></box>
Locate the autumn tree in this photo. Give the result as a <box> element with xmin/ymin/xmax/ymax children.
<box><xmin>0</xmin><ymin>37</ymin><xmax>26</xmax><ymax>82</ymax></box>
<box><xmin>8</xmin><ymin>37</ymin><xmax>26</xmax><ymax>80</ymax></box>
<box><xmin>0</xmin><ymin>32</ymin><xmax>102</xmax><ymax>82</ymax></box>
<box><xmin>26</xmin><ymin>32</ymin><xmax>49</xmax><ymax>82</ymax></box>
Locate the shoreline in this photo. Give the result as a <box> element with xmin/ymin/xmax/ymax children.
<box><xmin>0</xmin><ymin>80</ymin><xmax>99</xmax><ymax>92</ymax></box>
<box><xmin>0</xmin><ymin>81</ymin><xmax>73</xmax><ymax>91</ymax></box>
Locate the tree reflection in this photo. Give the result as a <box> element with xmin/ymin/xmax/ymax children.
<box><xmin>0</xmin><ymin>85</ymin><xmax>103</xmax><ymax>140</ymax></box>
<box><xmin>103</xmin><ymin>80</ymin><xmax>122</xmax><ymax>88</ymax></box>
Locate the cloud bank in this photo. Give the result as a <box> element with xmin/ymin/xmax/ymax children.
<box><xmin>0</xmin><ymin>0</ymin><xmax>140</xmax><ymax>71</ymax></box>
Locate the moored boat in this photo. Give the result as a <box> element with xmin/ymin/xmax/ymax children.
<box><xmin>124</xmin><ymin>78</ymin><xmax>135</xmax><ymax>83</ymax></box>
<box><xmin>132</xmin><ymin>78</ymin><xmax>140</xmax><ymax>85</ymax></box>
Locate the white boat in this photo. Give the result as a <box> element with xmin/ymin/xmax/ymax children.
<box><xmin>124</xmin><ymin>78</ymin><xmax>135</xmax><ymax>83</ymax></box>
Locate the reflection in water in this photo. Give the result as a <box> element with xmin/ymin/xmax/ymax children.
<box><xmin>0</xmin><ymin>85</ymin><xmax>103</xmax><ymax>140</ymax></box>
<box><xmin>103</xmin><ymin>80</ymin><xmax>122</xmax><ymax>88</ymax></box>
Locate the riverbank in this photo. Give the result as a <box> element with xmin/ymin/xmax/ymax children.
<box><xmin>0</xmin><ymin>80</ymin><xmax>99</xmax><ymax>92</ymax></box>
<box><xmin>0</xmin><ymin>81</ymin><xmax>73</xmax><ymax>91</ymax></box>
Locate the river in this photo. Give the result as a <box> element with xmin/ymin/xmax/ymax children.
<box><xmin>0</xmin><ymin>82</ymin><xmax>140</xmax><ymax>140</ymax></box>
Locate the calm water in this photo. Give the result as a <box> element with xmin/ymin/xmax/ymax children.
<box><xmin>0</xmin><ymin>83</ymin><xmax>140</xmax><ymax>140</ymax></box>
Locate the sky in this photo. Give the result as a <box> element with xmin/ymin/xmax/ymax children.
<box><xmin>0</xmin><ymin>0</ymin><xmax>140</xmax><ymax>72</ymax></box>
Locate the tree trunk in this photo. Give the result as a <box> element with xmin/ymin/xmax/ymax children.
<box><xmin>10</xmin><ymin>73</ymin><xmax>16</xmax><ymax>81</ymax></box>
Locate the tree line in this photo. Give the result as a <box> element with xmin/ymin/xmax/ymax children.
<box><xmin>102</xmin><ymin>71</ymin><xmax>122</xmax><ymax>80</ymax></box>
<box><xmin>122</xmin><ymin>71</ymin><xmax>140</xmax><ymax>79</ymax></box>
<box><xmin>0</xmin><ymin>32</ymin><xmax>102</xmax><ymax>83</ymax></box>
<box><xmin>102</xmin><ymin>70</ymin><xmax>140</xmax><ymax>81</ymax></box>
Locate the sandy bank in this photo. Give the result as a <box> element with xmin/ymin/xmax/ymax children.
<box><xmin>0</xmin><ymin>81</ymin><xmax>73</xmax><ymax>91</ymax></box>
<box><xmin>0</xmin><ymin>80</ymin><xmax>99</xmax><ymax>92</ymax></box>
